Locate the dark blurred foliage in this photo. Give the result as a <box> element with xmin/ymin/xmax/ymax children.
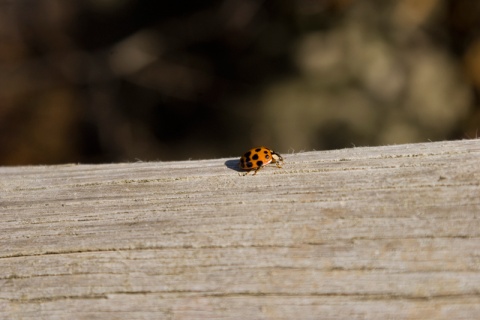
<box><xmin>0</xmin><ymin>0</ymin><xmax>479</xmax><ymax>165</ymax></box>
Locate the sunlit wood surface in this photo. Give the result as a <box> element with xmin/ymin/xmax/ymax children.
<box><xmin>1</xmin><ymin>139</ymin><xmax>480</xmax><ymax>319</ymax></box>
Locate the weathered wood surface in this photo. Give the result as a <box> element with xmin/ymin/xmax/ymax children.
<box><xmin>1</xmin><ymin>139</ymin><xmax>480</xmax><ymax>319</ymax></box>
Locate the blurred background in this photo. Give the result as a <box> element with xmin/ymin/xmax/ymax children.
<box><xmin>0</xmin><ymin>0</ymin><xmax>479</xmax><ymax>165</ymax></box>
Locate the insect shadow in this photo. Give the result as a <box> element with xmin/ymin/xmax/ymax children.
<box><xmin>224</xmin><ymin>159</ymin><xmax>243</xmax><ymax>173</ymax></box>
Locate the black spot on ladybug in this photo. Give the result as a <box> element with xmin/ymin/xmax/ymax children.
<box><xmin>255</xmin><ymin>148</ymin><xmax>261</xmax><ymax>152</ymax></box>
<box><xmin>263</xmin><ymin>150</ymin><xmax>268</xmax><ymax>154</ymax></box>
<box><xmin>252</xmin><ymin>154</ymin><xmax>259</xmax><ymax>160</ymax></box>
<box><xmin>246</xmin><ymin>161</ymin><xmax>253</xmax><ymax>168</ymax></box>
<box><xmin>256</xmin><ymin>160</ymin><xmax>264</xmax><ymax>167</ymax></box>
<box><xmin>265</xmin><ymin>155</ymin><xmax>270</xmax><ymax>159</ymax></box>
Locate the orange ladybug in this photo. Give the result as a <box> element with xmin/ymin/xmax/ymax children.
<box><xmin>239</xmin><ymin>146</ymin><xmax>284</xmax><ymax>175</ymax></box>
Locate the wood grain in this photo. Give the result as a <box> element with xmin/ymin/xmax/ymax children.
<box><xmin>1</xmin><ymin>139</ymin><xmax>480</xmax><ymax>319</ymax></box>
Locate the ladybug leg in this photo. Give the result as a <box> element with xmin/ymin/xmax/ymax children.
<box><xmin>252</xmin><ymin>166</ymin><xmax>263</xmax><ymax>175</ymax></box>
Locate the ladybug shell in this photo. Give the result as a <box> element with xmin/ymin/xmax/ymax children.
<box><xmin>239</xmin><ymin>146</ymin><xmax>282</xmax><ymax>172</ymax></box>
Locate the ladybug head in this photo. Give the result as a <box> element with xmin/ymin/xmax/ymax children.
<box><xmin>271</xmin><ymin>151</ymin><xmax>283</xmax><ymax>163</ymax></box>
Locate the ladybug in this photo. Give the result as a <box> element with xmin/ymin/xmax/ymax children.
<box><xmin>239</xmin><ymin>146</ymin><xmax>284</xmax><ymax>175</ymax></box>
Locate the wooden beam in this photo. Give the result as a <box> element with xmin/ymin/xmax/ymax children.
<box><xmin>1</xmin><ymin>140</ymin><xmax>480</xmax><ymax>319</ymax></box>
